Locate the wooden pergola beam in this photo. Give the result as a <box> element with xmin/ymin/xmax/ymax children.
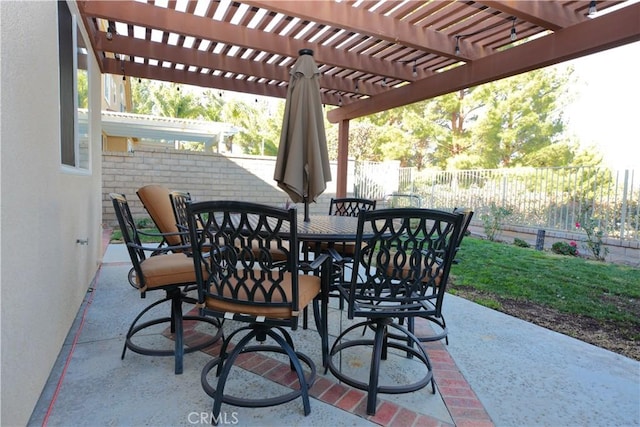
<box><xmin>328</xmin><ymin>2</ymin><xmax>640</xmax><ymax>123</ymax></box>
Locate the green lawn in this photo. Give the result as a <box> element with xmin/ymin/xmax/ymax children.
<box><xmin>448</xmin><ymin>237</ymin><xmax>640</xmax><ymax>325</ymax></box>
<box><xmin>110</xmin><ymin>227</ymin><xmax>163</xmax><ymax>244</ymax></box>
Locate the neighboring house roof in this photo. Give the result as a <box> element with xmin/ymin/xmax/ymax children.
<box><xmin>96</xmin><ymin>110</ymin><xmax>242</xmax><ymax>143</ymax></box>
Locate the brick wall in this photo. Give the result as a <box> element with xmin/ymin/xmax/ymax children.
<box><xmin>102</xmin><ymin>147</ymin><xmax>354</xmax><ymax>227</ymax></box>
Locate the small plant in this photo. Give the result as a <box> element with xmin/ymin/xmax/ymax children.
<box><xmin>551</xmin><ymin>241</ymin><xmax>578</xmax><ymax>256</ymax></box>
<box><xmin>480</xmin><ymin>203</ymin><xmax>513</xmax><ymax>241</ymax></box>
<box><xmin>513</xmin><ymin>238</ymin><xmax>530</xmax><ymax>248</ymax></box>
<box><xmin>576</xmin><ymin>203</ymin><xmax>609</xmax><ymax>261</ymax></box>
<box><xmin>136</xmin><ymin>217</ymin><xmax>154</xmax><ymax>229</ymax></box>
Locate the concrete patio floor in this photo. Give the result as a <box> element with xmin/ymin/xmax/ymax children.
<box><xmin>28</xmin><ymin>243</ymin><xmax>640</xmax><ymax>427</ymax></box>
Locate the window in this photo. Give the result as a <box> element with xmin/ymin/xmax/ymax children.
<box><xmin>58</xmin><ymin>1</ymin><xmax>90</xmax><ymax>171</ymax></box>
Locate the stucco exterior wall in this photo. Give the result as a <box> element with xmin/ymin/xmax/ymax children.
<box><xmin>102</xmin><ymin>147</ymin><xmax>355</xmax><ymax>227</ymax></box>
<box><xmin>0</xmin><ymin>1</ymin><xmax>104</xmax><ymax>424</ymax></box>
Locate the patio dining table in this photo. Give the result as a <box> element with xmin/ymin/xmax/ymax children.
<box><xmin>296</xmin><ymin>214</ymin><xmax>366</xmax><ymax>243</ymax></box>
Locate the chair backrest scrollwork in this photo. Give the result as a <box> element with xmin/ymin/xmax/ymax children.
<box><xmin>329</xmin><ymin>197</ymin><xmax>376</xmax><ymax>217</ymax></box>
<box><xmin>348</xmin><ymin>208</ymin><xmax>463</xmax><ymax>318</ymax></box>
<box><xmin>187</xmin><ymin>201</ymin><xmax>303</xmax><ymax>327</ymax></box>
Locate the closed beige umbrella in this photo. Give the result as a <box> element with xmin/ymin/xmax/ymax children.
<box><xmin>274</xmin><ymin>49</ymin><xmax>331</xmax><ymax>222</ymax></box>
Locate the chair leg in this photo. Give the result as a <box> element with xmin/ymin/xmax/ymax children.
<box><xmin>121</xmin><ymin>295</ymin><xmax>171</xmax><ymax>360</ymax></box>
<box><xmin>327</xmin><ymin>318</ymin><xmax>434</xmax><ymax>416</ymax></box>
<box><xmin>302</xmin><ymin>306</ymin><xmax>308</xmax><ymax>329</ymax></box>
<box><xmin>312</xmin><ymin>297</ymin><xmax>329</xmax><ymax>368</ymax></box>
<box><xmin>121</xmin><ymin>288</ymin><xmax>222</xmax><ymax>375</ymax></box>
<box><xmin>171</xmin><ymin>291</ymin><xmax>184</xmax><ymax>374</ymax></box>
<box><xmin>201</xmin><ymin>325</ymin><xmax>316</xmax><ymax>424</ymax></box>
<box><xmin>367</xmin><ymin>323</ymin><xmax>385</xmax><ymax>414</ymax></box>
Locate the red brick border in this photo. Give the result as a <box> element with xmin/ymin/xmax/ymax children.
<box><xmin>175</xmin><ymin>310</ymin><xmax>493</xmax><ymax>427</ymax></box>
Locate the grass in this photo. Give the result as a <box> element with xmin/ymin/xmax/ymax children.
<box><xmin>448</xmin><ymin>237</ymin><xmax>640</xmax><ymax>325</ymax></box>
<box><xmin>110</xmin><ymin>227</ymin><xmax>163</xmax><ymax>244</ymax></box>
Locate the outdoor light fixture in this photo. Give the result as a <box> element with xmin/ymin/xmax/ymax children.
<box><xmin>338</xmin><ymin>95</ymin><xmax>343</xmax><ymax>106</ymax></box>
<box><xmin>454</xmin><ymin>36</ymin><xmax>461</xmax><ymax>56</ymax></box>
<box><xmin>510</xmin><ymin>18</ymin><xmax>517</xmax><ymax>41</ymax></box>
<box><xmin>588</xmin><ymin>1</ymin><xmax>597</xmax><ymax>16</ymax></box>
<box><xmin>381</xmin><ymin>77</ymin><xmax>387</xmax><ymax>87</ymax></box>
<box><xmin>355</xmin><ymin>81</ymin><xmax>359</xmax><ymax>93</ymax></box>
<box><xmin>106</xmin><ymin>26</ymin><xmax>113</xmax><ymax>40</ymax></box>
<box><xmin>412</xmin><ymin>60</ymin><xmax>417</xmax><ymax>77</ymax></box>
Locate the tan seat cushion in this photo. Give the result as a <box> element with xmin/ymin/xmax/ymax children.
<box><xmin>137</xmin><ymin>185</ymin><xmax>182</xmax><ymax>246</ymax></box>
<box><xmin>138</xmin><ymin>252</ymin><xmax>196</xmax><ymax>289</ymax></box>
<box><xmin>204</xmin><ymin>272</ymin><xmax>320</xmax><ymax>319</ymax></box>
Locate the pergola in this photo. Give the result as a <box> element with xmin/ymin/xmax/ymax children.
<box><xmin>78</xmin><ymin>0</ymin><xmax>640</xmax><ymax>197</ymax></box>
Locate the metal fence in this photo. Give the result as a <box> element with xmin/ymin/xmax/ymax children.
<box><xmin>355</xmin><ymin>161</ymin><xmax>640</xmax><ymax>242</ymax></box>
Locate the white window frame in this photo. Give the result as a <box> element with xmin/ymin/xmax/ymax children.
<box><xmin>60</xmin><ymin>5</ymin><xmax>91</xmax><ymax>175</ymax></box>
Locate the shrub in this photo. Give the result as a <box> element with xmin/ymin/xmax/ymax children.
<box><xmin>513</xmin><ymin>238</ymin><xmax>530</xmax><ymax>248</ymax></box>
<box><xmin>551</xmin><ymin>241</ymin><xmax>578</xmax><ymax>256</ymax></box>
<box><xmin>480</xmin><ymin>203</ymin><xmax>513</xmax><ymax>241</ymax></box>
<box><xmin>576</xmin><ymin>203</ymin><xmax>609</xmax><ymax>261</ymax></box>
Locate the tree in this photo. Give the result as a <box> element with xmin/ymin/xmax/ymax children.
<box><xmin>152</xmin><ymin>83</ymin><xmax>203</xmax><ymax>119</ymax></box>
<box><xmin>345</xmin><ymin>66</ymin><xmax>578</xmax><ymax>170</ymax></box>
<box><xmin>469</xmin><ymin>67</ymin><xmax>572</xmax><ymax>168</ymax></box>
<box><xmin>200</xmin><ymin>89</ymin><xmax>225</xmax><ymax>122</ymax></box>
<box><xmin>77</xmin><ymin>70</ymin><xmax>88</xmax><ymax>109</ymax></box>
<box><xmin>326</xmin><ymin>116</ymin><xmax>392</xmax><ymax>162</ymax></box>
<box><xmin>130</xmin><ymin>78</ymin><xmax>155</xmax><ymax>115</ymax></box>
<box><xmin>220</xmin><ymin>98</ymin><xmax>283</xmax><ymax>155</ymax></box>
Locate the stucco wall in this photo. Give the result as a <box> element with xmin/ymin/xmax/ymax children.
<box><xmin>0</xmin><ymin>1</ymin><xmax>104</xmax><ymax>425</ymax></box>
<box><xmin>102</xmin><ymin>147</ymin><xmax>355</xmax><ymax>227</ymax></box>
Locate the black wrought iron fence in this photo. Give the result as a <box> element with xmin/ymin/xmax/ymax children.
<box><xmin>355</xmin><ymin>162</ymin><xmax>639</xmax><ymax>242</ymax></box>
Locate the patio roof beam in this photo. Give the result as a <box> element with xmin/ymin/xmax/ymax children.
<box><xmin>328</xmin><ymin>2</ymin><xmax>640</xmax><ymax>123</ymax></box>
<box><xmin>243</xmin><ymin>0</ymin><xmax>483</xmax><ymax>62</ymax></box>
<box><xmin>102</xmin><ymin>58</ymin><xmax>344</xmax><ymax>106</ymax></box>
<box><xmin>79</xmin><ymin>0</ymin><xmax>416</xmax><ymax>82</ymax></box>
<box><xmin>478</xmin><ymin>0</ymin><xmax>585</xmax><ymax>30</ymax></box>
<box><xmin>94</xmin><ymin>32</ymin><xmax>385</xmax><ymax>101</ymax></box>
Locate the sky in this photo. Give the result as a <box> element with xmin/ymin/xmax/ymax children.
<box><xmin>562</xmin><ymin>40</ymin><xmax>640</xmax><ymax>170</ymax></box>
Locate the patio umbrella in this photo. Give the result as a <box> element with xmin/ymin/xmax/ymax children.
<box><xmin>274</xmin><ymin>49</ymin><xmax>331</xmax><ymax>222</ymax></box>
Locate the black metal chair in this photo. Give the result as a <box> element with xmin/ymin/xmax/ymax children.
<box><xmin>325</xmin><ymin>197</ymin><xmax>377</xmax><ymax>256</ymax></box>
<box><xmin>306</xmin><ymin>197</ymin><xmax>376</xmax><ymax>255</ymax></box>
<box><xmin>452</xmin><ymin>207</ymin><xmax>474</xmax><ymax>262</ymax></box>
<box><xmin>329</xmin><ymin>197</ymin><xmax>377</xmax><ymax>217</ymax></box>
<box><xmin>327</xmin><ymin>208</ymin><xmax>464</xmax><ymax>415</ymax></box>
<box><xmin>137</xmin><ymin>184</ymin><xmax>189</xmax><ymax>251</ymax></box>
<box><xmin>125</xmin><ymin>185</ymin><xmax>191</xmax><ymax>288</ymax></box>
<box><xmin>169</xmin><ymin>190</ymin><xmax>194</xmax><ymax>246</ymax></box>
<box><xmin>187</xmin><ymin>201</ymin><xmax>332</xmax><ymax>422</ymax></box>
<box><xmin>109</xmin><ymin>193</ymin><xmax>222</xmax><ymax>374</ymax></box>
<box><xmin>399</xmin><ymin>206</ymin><xmax>474</xmax><ymax>344</ymax></box>
<box><xmin>317</xmin><ymin>198</ymin><xmax>376</xmax><ymax>301</ymax></box>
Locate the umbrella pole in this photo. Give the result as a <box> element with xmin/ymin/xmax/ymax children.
<box><xmin>304</xmin><ymin>199</ymin><xmax>310</xmax><ymax>222</ymax></box>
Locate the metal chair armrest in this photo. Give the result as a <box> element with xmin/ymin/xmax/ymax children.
<box><xmin>126</xmin><ymin>241</ymin><xmax>193</xmax><ymax>254</ymax></box>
